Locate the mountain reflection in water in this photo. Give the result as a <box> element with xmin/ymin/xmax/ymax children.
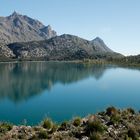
<box><xmin>0</xmin><ymin>62</ymin><xmax>110</xmax><ymax>102</ymax></box>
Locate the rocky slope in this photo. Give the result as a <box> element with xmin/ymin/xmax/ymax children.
<box><xmin>0</xmin><ymin>11</ymin><xmax>56</xmax><ymax>44</ymax></box>
<box><xmin>92</xmin><ymin>37</ymin><xmax>113</xmax><ymax>53</ymax></box>
<box><xmin>8</xmin><ymin>34</ymin><xmax>122</xmax><ymax>60</ymax></box>
<box><xmin>0</xmin><ymin>43</ymin><xmax>15</xmax><ymax>58</ymax></box>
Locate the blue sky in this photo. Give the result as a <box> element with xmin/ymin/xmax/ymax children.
<box><xmin>0</xmin><ymin>0</ymin><xmax>140</xmax><ymax>55</ymax></box>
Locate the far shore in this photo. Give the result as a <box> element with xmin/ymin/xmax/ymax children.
<box><xmin>0</xmin><ymin>58</ymin><xmax>140</xmax><ymax>68</ymax></box>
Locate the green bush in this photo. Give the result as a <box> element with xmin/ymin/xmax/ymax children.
<box><xmin>49</xmin><ymin>123</ymin><xmax>58</xmax><ymax>134</ymax></box>
<box><xmin>106</xmin><ymin>106</ymin><xmax>118</xmax><ymax>116</ymax></box>
<box><xmin>86</xmin><ymin>118</ymin><xmax>104</xmax><ymax>135</ymax></box>
<box><xmin>127</xmin><ymin>128</ymin><xmax>138</xmax><ymax>140</ymax></box>
<box><xmin>42</xmin><ymin>118</ymin><xmax>53</xmax><ymax>129</ymax></box>
<box><xmin>73</xmin><ymin>117</ymin><xmax>81</xmax><ymax>127</ymax></box>
<box><xmin>127</xmin><ymin>108</ymin><xmax>135</xmax><ymax>114</ymax></box>
<box><xmin>72</xmin><ymin>127</ymin><xmax>82</xmax><ymax>138</ymax></box>
<box><xmin>38</xmin><ymin>130</ymin><xmax>48</xmax><ymax>139</ymax></box>
<box><xmin>59</xmin><ymin>121</ymin><xmax>70</xmax><ymax>131</ymax></box>
<box><xmin>110</xmin><ymin>114</ymin><xmax>121</xmax><ymax>124</ymax></box>
<box><xmin>0</xmin><ymin>122</ymin><xmax>13</xmax><ymax>133</ymax></box>
<box><xmin>90</xmin><ymin>132</ymin><xmax>101</xmax><ymax>140</ymax></box>
<box><xmin>59</xmin><ymin>121</ymin><xmax>69</xmax><ymax>131</ymax></box>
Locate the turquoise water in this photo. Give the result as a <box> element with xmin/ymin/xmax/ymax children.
<box><xmin>0</xmin><ymin>62</ymin><xmax>140</xmax><ymax>125</ymax></box>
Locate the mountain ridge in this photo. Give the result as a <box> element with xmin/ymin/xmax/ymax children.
<box><xmin>0</xmin><ymin>12</ymin><xmax>123</xmax><ymax>61</ymax></box>
<box><xmin>8</xmin><ymin>34</ymin><xmax>122</xmax><ymax>60</ymax></box>
<box><xmin>0</xmin><ymin>11</ymin><xmax>57</xmax><ymax>44</ymax></box>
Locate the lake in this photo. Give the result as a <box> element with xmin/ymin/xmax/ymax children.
<box><xmin>0</xmin><ymin>62</ymin><xmax>140</xmax><ymax>125</ymax></box>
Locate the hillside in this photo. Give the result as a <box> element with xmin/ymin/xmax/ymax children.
<box><xmin>8</xmin><ymin>34</ymin><xmax>122</xmax><ymax>60</ymax></box>
<box><xmin>126</xmin><ymin>55</ymin><xmax>140</xmax><ymax>63</ymax></box>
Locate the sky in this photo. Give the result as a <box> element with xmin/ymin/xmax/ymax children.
<box><xmin>0</xmin><ymin>0</ymin><xmax>140</xmax><ymax>55</ymax></box>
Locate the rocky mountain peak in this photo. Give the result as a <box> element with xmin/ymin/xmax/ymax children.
<box><xmin>8</xmin><ymin>11</ymin><xmax>21</xmax><ymax>19</ymax></box>
<box><xmin>11</xmin><ymin>11</ymin><xmax>19</xmax><ymax>16</ymax></box>
<box><xmin>47</xmin><ymin>25</ymin><xmax>52</xmax><ymax>30</ymax></box>
<box><xmin>94</xmin><ymin>37</ymin><xmax>103</xmax><ymax>41</ymax></box>
<box><xmin>0</xmin><ymin>12</ymin><xmax>57</xmax><ymax>44</ymax></box>
<box><xmin>92</xmin><ymin>37</ymin><xmax>113</xmax><ymax>53</ymax></box>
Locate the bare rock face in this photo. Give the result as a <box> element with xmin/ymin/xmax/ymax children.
<box><xmin>0</xmin><ymin>44</ymin><xmax>15</xmax><ymax>58</ymax></box>
<box><xmin>91</xmin><ymin>37</ymin><xmax>113</xmax><ymax>53</ymax></box>
<box><xmin>0</xmin><ymin>11</ymin><xmax>57</xmax><ymax>44</ymax></box>
<box><xmin>40</xmin><ymin>25</ymin><xmax>57</xmax><ymax>39</ymax></box>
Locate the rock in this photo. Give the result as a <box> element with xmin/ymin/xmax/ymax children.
<box><xmin>81</xmin><ymin>136</ymin><xmax>89</xmax><ymax>140</ymax></box>
<box><xmin>0</xmin><ymin>44</ymin><xmax>15</xmax><ymax>58</ymax></box>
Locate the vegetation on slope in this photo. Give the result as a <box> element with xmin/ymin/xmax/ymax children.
<box><xmin>1</xmin><ymin>107</ymin><xmax>140</xmax><ymax>140</ymax></box>
<box><xmin>106</xmin><ymin>55</ymin><xmax>140</xmax><ymax>66</ymax></box>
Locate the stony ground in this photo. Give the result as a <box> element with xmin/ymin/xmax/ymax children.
<box><xmin>0</xmin><ymin>107</ymin><xmax>140</xmax><ymax>140</ymax></box>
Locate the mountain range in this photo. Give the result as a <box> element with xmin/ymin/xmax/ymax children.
<box><xmin>0</xmin><ymin>12</ymin><xmax>122</xmax><ymax>61</ymax></box>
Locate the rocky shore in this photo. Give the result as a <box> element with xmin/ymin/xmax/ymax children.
<box><xmin>0</xmin><ymin>107</ymin><xmax>140</xmax><ymax>140</ymax></box>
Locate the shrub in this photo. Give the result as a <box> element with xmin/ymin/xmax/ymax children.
<box><xmin>38</xmin><ymin>130</ymin><xmax>48</xmax><ymax>139</ymax></box>
<box><xmin>73</xmin><ymin>117</ymin><xmax>81</xmax><ymax>127</ymax></box>
<box><xmin>49</xmin><ymin>123</ymin><xmax>58</xmax><ymax>133</ymax></box>
<box><xmin>42</xmin><ymin>118</ymin><xmax>53</xmax><ymax>129</ymax></box>
<box><xmin>106</xmin><ymin>106</ymin><xmax>118</xmax><ymax>116</ymax></box>
<box><xmin>110</xmin><ymin>114</ymin><xmax>121</xmax><ymax>124</ymax></box>
<box><xmin>127</xmin><ymin>108</ymin><xmax>135</xmax><ymax>114</ymax></box>
<box><xmin>90</xmin><ymin>132</ymin><xmax>101</xmax><ymax>140</ymax></box>
<box><xmin>29</xmin><ymin>135</ymin><xmax>38</xmax><ymax>140</ymax></box>
<box><xmin>86</xmin><ymin>117</ymin><xmax>104</xmax><ymax>135</ymax></box>
<box><xmin>127</xmin><ymin>128</ymin><xmax>138</xmax><ymax>140</ymax></box>
<box><xmin>72</xmin><ymin>127</ymin><xmax>82</xmax><ymax>138</ymax></box>
<box><xmin>59</xmin><ymin>121</ymin><xmax>69</xmax><ymax>131</ymax></box>
<box><xmin>0</xmin><ymin>122</ymin><xmax>13</xmax><ymax>133</ymax></box>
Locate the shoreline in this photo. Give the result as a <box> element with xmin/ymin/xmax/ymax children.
<box><xmin>0</xmin><ymin>107</ymin><xmax>140</xmax><ymax>140</ymax></box>
<box><xmin>0</xmin><ymin>59</ymin><xmax>140</xmax><ymax>68</ymax></box>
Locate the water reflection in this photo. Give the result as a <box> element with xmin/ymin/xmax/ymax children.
<box><xmin>0</xmin><ymin>62</ymin><xmax>110</xmax><ymax>102</ymax></box>
<box><xmin>1</xmin><ymin>62</ymin><xmax>140</xmax><ymax>125</ymax></box>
